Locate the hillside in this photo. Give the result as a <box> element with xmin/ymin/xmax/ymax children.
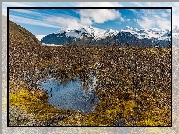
<box><xmin>9</xmin><ymin>20</ymin><xmax>42</xmax><ymax>46</ymax></box>
<box><xmin>9</xmin><ymin>20</ymin><xmax>42</xmax><ymax>86</ymax></box>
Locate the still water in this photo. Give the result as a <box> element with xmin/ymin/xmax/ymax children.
<box><xmin>39</xmin><ymin>71</ymin><xmax>100</xmax><ymax>113</ymax></box>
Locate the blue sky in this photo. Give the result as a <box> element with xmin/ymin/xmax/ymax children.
<box><xmin>2</xmin><ymin>2</ymin><xmax>176</xmax><ymax>35</ymax></box>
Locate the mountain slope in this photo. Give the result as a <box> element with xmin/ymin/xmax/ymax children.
<box><xmin>9</xmin><ymin>20</ymin><xmax>42</xmax><ymax>46</ymax></box>
<box><xmin>9</xmin><ymin>20</ymin><xmax>42</xmax><ymax>82</ymax></box>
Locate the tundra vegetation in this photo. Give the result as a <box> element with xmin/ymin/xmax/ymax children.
<box><xmin>9</xmin><ymin>20</ymin><xmax>171</xmax><ymax>126</ymax></box>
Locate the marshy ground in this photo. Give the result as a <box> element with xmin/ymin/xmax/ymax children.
<box><xmin>9</xmin><ymin>43</ymin><xmax>171</xmax><ymax>126</ymax></box>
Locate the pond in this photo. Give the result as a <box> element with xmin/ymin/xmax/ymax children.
<box><xmin>38</xmin><ymin>70</ymin><xmax>100</xmax><ymax>114</ymax></box>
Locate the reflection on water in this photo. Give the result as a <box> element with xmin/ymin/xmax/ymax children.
<box><xmin>39</xmin><ymin>70</ymin><xmax>100</xmax><ymax>113</ymax></box>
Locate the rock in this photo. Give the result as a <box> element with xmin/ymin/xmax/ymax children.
<box><xmin>9</xmin><ymin>106</ymin><xmax>43</xmax><ymax>126</ymax></box>
<box><xmin>115</xmin><ymin>119</ymin><xmax>125</xmax><ymax>126</ymax></box>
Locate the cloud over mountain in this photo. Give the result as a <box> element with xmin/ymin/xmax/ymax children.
<box><xmin>79</xmin><ymin>9</ymin><xmax>121</xmax><ymax>23</ymax></box>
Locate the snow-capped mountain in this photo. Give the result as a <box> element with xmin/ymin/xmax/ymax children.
<box><xmin>52</xmin><ymin>26</ymin><xmax>118</xmax><ymax>40</ymax></box>
<box><xmin>41</xmin><ymin>26</ymin><xmax>120</xmax><ymax>46</ymax></box>
<box><xmin>173</xmin><ymin>34</ymin><xmax>179</xmax><ymax>45</ymax></box>
<box><xmin>54</xmin><ymin>26</ymin><xmax>95</xmax><ymax>39</ymax></box>
<box><xmin>173</xmin><ymin>26</ymin><xmax>179</xmax><ymax>33</ymax></box>
<box><xmin>121</xmin><ymin>26</ymin><xmax>170</xmax><ymax>41</ymax></box>
<box><xmin>40</xmin><ymin>26</ymin><xmax>171</xmax><ymax>47</ymax></box>
<box><xmin>101</xmin><ymin>29</ymin><xmax>119</xmax><ymax>39</ymax></box>
<box><xmin>172</xmin><ymin>26</ymin><xmax>179</xmax><ymax>46</ymax></box>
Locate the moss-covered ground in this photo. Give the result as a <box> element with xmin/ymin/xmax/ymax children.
<box><xmin>9</xmin><ymin>43</ymin><xmax>171</xmax><ymax>126</ymax></box>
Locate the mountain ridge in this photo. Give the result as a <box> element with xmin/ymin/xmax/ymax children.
<box><xmin>40</xmin><ymin>26</ymin><xmax>171</xmax><ymax>47</ymax></box>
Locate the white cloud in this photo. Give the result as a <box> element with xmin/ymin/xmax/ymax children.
<box><xmin>5</xmin><ymin>2</ymin><xmax>177</xmax><ymax>31</ymax></box>
<box><xmin>80</xmin><ymin>17</ymin><xmax>92</xmax><ymax>26</ymax></box>
<box><xmin>46</xmin><ymin>16</ymin><xmax>82</xmax><ymax>29</ymax></box>
<box><xmin>137</xmin><ymin>15</ymin><xmax>171</xmax><ymax>30</ymax></box>
<box><xmin>9</xmin><ymin>9</ymin><xmax>55</xmax><ymax>19</ymax></box>
<box><xmin>2</xmin><ymin>8</ymin><xmax>7</xmax><ymax>16</ymax></box>
<box><xmin>129</xmin><ymin>8</ymin><xmax>171</xmax><ymax>30</ymax></box>
<box><xmin>2</xmin><ymin>2</ymin><xmax>34</xmax><ymax>17</ymax></box>
<box><xmin>9</xmin><ymin>15</ymin><xmax>60</xmax><ymax>28</ymax></box>
<box><xmin>132</xmin><ymin>2</ymin><xmax>178</xmax><ymax>29</ymax></box>
<box><xmin>145</xmin><ymin>2</ymin><xmax>165</xmax><ymax>7</ymax></box>
<box><xmin>76</xmin><ymin>2</ymin><xmax>123</xmax><ymax>7</ymax></box>
<box><xmin>45</xmin><ymin>16</ymin><xmax>106</xmax><ymax>33</ymax></box>
<box><xmin>45</xmin><ymin>9</ymin><xmax>122</xmax><ymax>29</ymax></box>
<box><xmin>165</xmin><ymin>9</ymin><xmax>171</xmax><ymax>13</ymax></box>
<box><xmin>137</xmin><ymin>17</ymin><xmax>155</xmax><ymax>29</ymax></box>
<box><xmin>10</xmin><ymin>9</ymin><xmax>42</xmax><ymax>16</ymax></box>
<box><xmin>79</xmin><ymin>9</ymin><xmax>120</xmax><ymax>23</ymax></box>
<box><xmin>131</xmin><ymin>2</ymin><xmax>143</xmax><ymax>7</ymax></box>
<box><xmin>2</xmin><ymin>2</ymin><xmax>33</xmax><ymax>7</ymax></box>
<box><xmin>157</xmin><ymin>19</ymin><xmax>171</xmax><ymax>30</ymax></box>
<box><xmin>120</xmin><ymin>17</ymin><xmax>125</xmax><ymax>22</ymax></box>
<box><xmin>171</xmin><ymin>3</ymin><xmax>179</xmax><ymax>29</ymax></box>
<box><xmin>7</xmin><ymin>6</ymin><xmax>121</xmax><ymax>31</ymax></box>
<box><xmin>152</xmin><ymin>14</ymin><xmax>171</xmax><ymax>30</ymax></box>
<box><xmin>161</xmin><ymin>12</ymin><xmax>169</xmax><ymax>18</ymax></box>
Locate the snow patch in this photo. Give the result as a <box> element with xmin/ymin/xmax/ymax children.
<box><xmin>121</xmin><ymin>26</ymin><xmax>170</xmax><ymax>41</ymax></box>
<box><xmin>35</xmin><ymin>35</ymin><xmax>46</xmax><ymax>41</ymax></box>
